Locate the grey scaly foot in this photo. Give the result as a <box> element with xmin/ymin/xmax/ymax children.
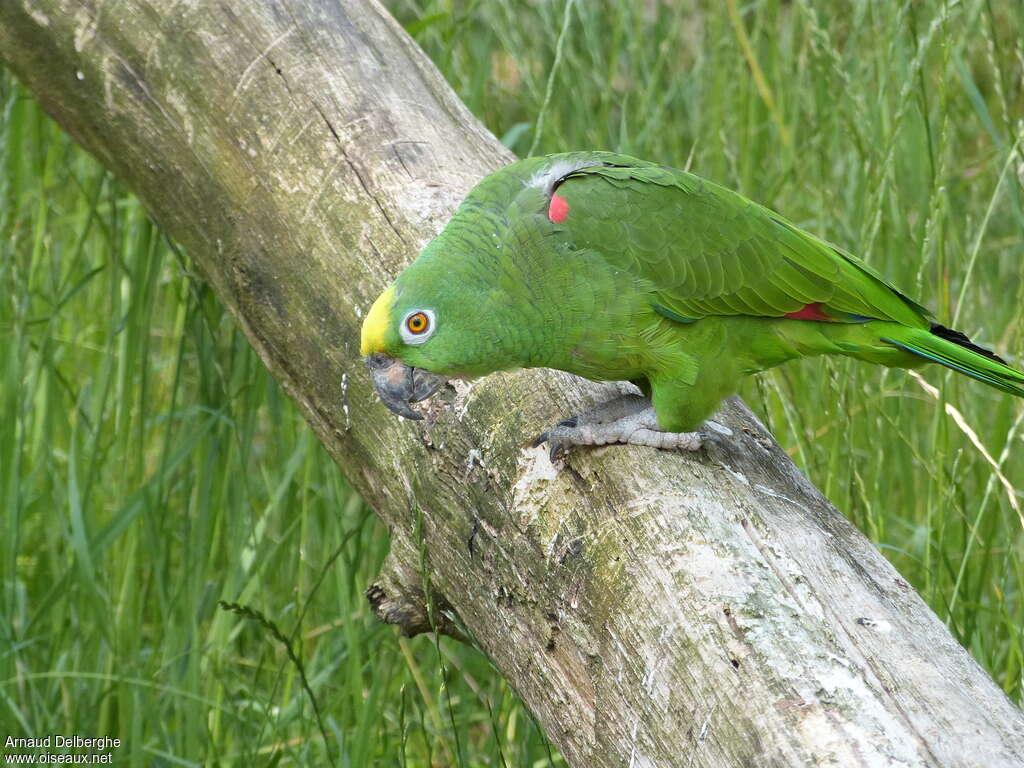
<box><xmin>532</xmin><ymin>395</ymin><xmax>705</xmax><ymax>460</ymax></box>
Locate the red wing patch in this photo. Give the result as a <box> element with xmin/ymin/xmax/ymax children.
<box><xmin>784</xmin><ymin>302</ymin><xmax>831</xmax><ymax>321</ymax></box>
<box><xmin>548</xmin><ymin>193</ymin><xmax>569</xmax><ymax>223</ymax></box>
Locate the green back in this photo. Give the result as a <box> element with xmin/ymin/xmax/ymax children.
<box><xmin>517</xmin><ymin>152</ymin><xmax>931</xmax><ymax>329</ymax></box>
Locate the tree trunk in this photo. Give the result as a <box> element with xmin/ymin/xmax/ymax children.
<box><xmin>2</xmin><ymin>1</ymin><xmax>1022</xmax><ymax>765</ymax></box>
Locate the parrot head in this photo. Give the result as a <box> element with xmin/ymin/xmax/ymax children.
<box><xmin>359</xmin><ymin>274</ymin><xmax>451</xmax><ymax>421</ymax></box>
<box><xmin>359</xmin><ymin>234</ymin><xmax>527</xmax><ymax>420</ymax></box>
<box><xmin>359</xmin><ymin>153</ymin><xmax>594</xmax><ymax>420</ymax></box>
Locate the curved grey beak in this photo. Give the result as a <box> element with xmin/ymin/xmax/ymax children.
<box><xmin>365</xmin><ymin>353</ymin><xmax>448</xmax><ymax>421</ymax></box>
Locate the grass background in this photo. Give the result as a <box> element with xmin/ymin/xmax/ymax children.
<box><xmin>2</xmin><ymin>0</ymin><xmax>1022</xmax><ymax>764</ymax></box>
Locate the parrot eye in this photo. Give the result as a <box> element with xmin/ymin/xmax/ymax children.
<box><xmin>407</xmin><ymin>312</ymin><xmax>428</xmax><ymax>333</ymax></box>
<box><xmin>400</xmin><ymin>309</ymin><xmax>435</xmax><ymax>345</ymax></box>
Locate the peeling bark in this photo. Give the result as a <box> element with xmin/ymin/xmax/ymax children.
<box><xmin>3</xmin><ymin>1</ymin><xmax>1023</xmax><ymax>765</ymax></box>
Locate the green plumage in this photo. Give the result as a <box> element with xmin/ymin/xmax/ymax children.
<box><xmin>363</xmin><ymin>151</ymin><xmax>1023</xmax><ymax>434</ymax></box>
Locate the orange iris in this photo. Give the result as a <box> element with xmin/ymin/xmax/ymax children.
<box><xmin>406</xmin><ymin>312</ymin><xmax>429</xmax><ymax>334</ymax></box>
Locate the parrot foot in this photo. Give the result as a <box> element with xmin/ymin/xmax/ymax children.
<box><xmin>532</xmin><ymin>396</ymin><xmax>705</xmax><ymax>460</ymax></box>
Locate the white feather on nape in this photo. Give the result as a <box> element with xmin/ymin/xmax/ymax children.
<box><xmin>524</xmin><ymin>157</ymin><xmax>599</xmax><ymax>196</ymax></box>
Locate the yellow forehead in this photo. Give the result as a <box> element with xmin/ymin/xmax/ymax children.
<box><xmin>360</xmin><ymin>285</ymin><xmax>396</xmax><ymax>356</ymax></box>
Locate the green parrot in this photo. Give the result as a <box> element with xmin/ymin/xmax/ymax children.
<box><xmin>360</xmin><ymin>151</ymin><xmax>1024</xmax><ymax>456</ymax></box>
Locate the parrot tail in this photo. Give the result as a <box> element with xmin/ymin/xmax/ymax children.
<box><xmin>882</xmin><ymin>324</ymin><xmax>1024</xmax><ymax>397</ymax></box>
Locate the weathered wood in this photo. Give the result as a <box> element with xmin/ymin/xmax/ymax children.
<box><xmin>3</xmin><ymin>1</ymin><xmax>1022</xmax><ymax>765</ymax></box>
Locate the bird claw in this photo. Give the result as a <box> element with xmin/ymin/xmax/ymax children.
<box><xmin>549</xmin><ymin>443</ymin><xmax>569</xmax><ymax>462</ymax></box>
<box><xmin>531</xmin><ymin>410</ymin><xmax>707</xmax><ymax>458</ymax></box>
<box><xmin>531</xmin><ymin>429</ymin><xmax>571</xmax><ymax>461</ymax></box>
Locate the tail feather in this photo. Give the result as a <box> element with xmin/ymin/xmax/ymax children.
<box><xmin>881</xmin><ymin>326</ymin><xmax>1024</xmax><ymax>398</ymax></box>
<box><xmin>929</xmin><ymin>322</ymin><xmax>1008</xmax><ymax>365</ymax></box>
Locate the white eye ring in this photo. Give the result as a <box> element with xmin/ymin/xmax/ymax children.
<box><xmin>400</xmin><ymin>308</ymin><xmax>436</xmax><ymax>345</ymax></box>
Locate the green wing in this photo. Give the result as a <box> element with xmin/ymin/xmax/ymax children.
<box><xmin>540</xmin><ymin>156</ymin><xmax>930</xmax><ymax>328</ymax></box>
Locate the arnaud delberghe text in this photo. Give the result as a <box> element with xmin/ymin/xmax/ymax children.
<box><xmin>5</xmin><ymin>736</ymin><xmax>121</xmax><ymax>750</ymax></box>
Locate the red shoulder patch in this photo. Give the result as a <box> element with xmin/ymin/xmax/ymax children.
<box><xmin>784</xmin><ymin>302</ymin><xmax>831</xmax><ymax>321</ymax></box>
<box><xmin>548</xmin><ymin>193</ymin><xmax>569</xmax><ymax>223</ymax></box>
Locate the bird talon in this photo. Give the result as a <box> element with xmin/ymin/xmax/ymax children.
<box><xmin>532</xmin><ymin>423</ymin><xmax>578</xmax><ymax>461</ymax></box>
<box><xmin>533</xmin><ymin>415</ymin><xmax>579</xmax><ymax>452</ymax></box>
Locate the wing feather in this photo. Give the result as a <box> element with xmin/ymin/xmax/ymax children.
<box><xmin>531</xmin><ymin>156</ymin><xmax>929</xmax><ymax>328</ymax></box>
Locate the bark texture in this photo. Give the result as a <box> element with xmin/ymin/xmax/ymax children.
<box><xmin>3</xmin><ymin>1</ymin><xmax>1023</xmax><ymax>765</ymax></box>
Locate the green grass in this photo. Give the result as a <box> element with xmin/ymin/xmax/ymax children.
<box><xmin>3</xmin><ymin>0</ymin><xmax>1023</xmax><ymax>763</ymax></box>
<box><xmin>0</xmin><ymin>79</ymin><xmax>557</xmax><ymax>765</ymax></box>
